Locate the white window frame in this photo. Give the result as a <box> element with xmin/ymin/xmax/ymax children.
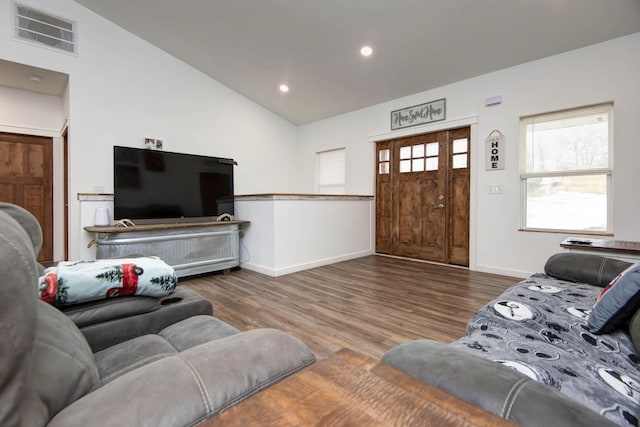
<box><xmin>315</xmin><ymin>148</ymin><xmax>346</xmax><ymax>194</ymax></box>
<box><xmin>519</xmin><ymin>103</ymin><xmax>613</xmax><ymax>234</ymax></box>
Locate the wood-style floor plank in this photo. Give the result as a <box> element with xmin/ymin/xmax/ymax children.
<box><xmin>183</xmin><ymin>255</ymin><xmax>521</xmax><ymax>359</ymax></box>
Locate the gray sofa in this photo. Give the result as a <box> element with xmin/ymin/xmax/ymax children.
<box><xmin>383</xmin><ymin>253</ymin><xmax>639</xmax><ymax>427</ymax></box>
<box><xmin>0</xmin><ymin>206</ymin><xmax>315</xmax><ymax>426</ymax></box>
<box><xmin>0</xmin><ymin>201</ymin><xmax>215</xmax><ymax>353</ymax></box>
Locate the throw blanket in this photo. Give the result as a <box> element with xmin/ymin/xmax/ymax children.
<box><xmin>452</xmin><ymin>273</ymin><xmax>640</xmax><ymax>427</ymax></box>
<box><xmin>39</xmin><ymin>257</ymin><xmax>177</xmax><ymax>306</ymax></box>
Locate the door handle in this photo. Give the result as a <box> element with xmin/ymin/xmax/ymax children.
<box><xmin>432</xmin><ymin>203</ymin><xmax>444</xmax><ymax>209</ymax></box>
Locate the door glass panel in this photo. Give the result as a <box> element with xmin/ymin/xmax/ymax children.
<box><xmin>400</xmin><ymin>146</ymin><xmax>412</xmax><ymax>159</ymax></box>
<box><xmin>426</xmin><ymin>142</ymin><xmax>439</xmax><ymax>156</ymax></box>
<box><xmin>379</xmin><ymin>149</ymin><xmax>390</xmax><ymax>161</ymax></box>
<box><xmin>412</xmin><ymin>144</ymin><xmax>424</xmax><ymax>158</ymax></box>
<box><xmin>412</xmin><ymin>158</ymin><xmax>424</xmax><ymax>172</ymax></box>
<box><xmin>453</xmin><ymin>138</ymin><xmax>468</xmax><ymax>154</ymax></box>
<box><xmin>452</xmin><ymin>153</ymin><xmax>468</xmax><ymax>169</ymax></box>
<box><xmin>400</xmin><ymin>159</ymin><xmax>411</xmax><ymax>173</ymax></box>
<box><xmin>426</xmin><ymin>157</ymin><xmax>438</xmax><ymax>171</ymax></box>
<box><xmin>379</xmin><ymin>162</ymin><xmax>389</xmax><ymax>174</ymax></box>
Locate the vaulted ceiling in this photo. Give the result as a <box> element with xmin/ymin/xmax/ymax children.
<box><xmin>65</xmin><ymin>1</ymin><xmax>640</xmax><ymax>124</ymax></box>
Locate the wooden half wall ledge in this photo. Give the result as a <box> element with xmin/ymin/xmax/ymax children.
<box><xmin>78</xmin><ymin>193</ymin><xmax>374</xmax><ymax>201</ymax></box>
<box><xmin>235</xmin><ymin>193</ymin><xmax>374</xmax><ymax>201</ymax></box>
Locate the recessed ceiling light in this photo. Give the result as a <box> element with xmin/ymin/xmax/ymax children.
<box><xmin>279</xmin><ymin>84</ymin><xmax>289</xmax><ymax>93</ymax></box>
<box><xmin>360</xmin><ymin>46</ymin><xmax>373</xmax><ymax>57</ymax></box>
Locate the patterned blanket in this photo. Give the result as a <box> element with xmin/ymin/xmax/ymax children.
<box><xmin>452</xmin><ymin>273</ymin><xmax>640</xmax><ymax>426</ymax></box>
<box><xmin>39</xmin><ymin>257</ymin><xmax>177</xmax><ymax>306</ymax></box>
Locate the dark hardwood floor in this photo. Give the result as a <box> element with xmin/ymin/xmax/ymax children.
<box><xmin>183</xmin><ymin>255</ymin><xmax>521</xmax><ymax>360</ymax></box>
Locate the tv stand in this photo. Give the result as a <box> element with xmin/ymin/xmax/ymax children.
<box><xmin>84</xmin><ymin>220</ymin><xmax>249</xmax><ymax>277</ymax></box>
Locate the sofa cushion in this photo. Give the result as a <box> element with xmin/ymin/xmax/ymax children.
<box><xmin>545</xmin><ymin>252</ymin><xmax>631</xmax><ymax>287</ymax></box>
<box><xmin>95</xmin><ymin>335</ymin><xmax>178</xmax><ymax>385</ymax></box>
<box><xmin>159</xmin><ymin>314</ymin><xmax>239</xmax><ymax>352</ymax></box>
<box><xmin>0</xmin><ymin>210</ymin><xmax>39</xmax><ymax>427</ymax></box>
<box><xmin>48</xmin><ymin>329</ymin><xmax>316</xmax><ymax>427</ymax></box>
<box><xmin>588</xmin><ymin>262</ymin><xmax>640</xmax><ymax>334</ymax></box>
<box><xmin>95</xmin><ymin>315</ymin><xmax>240</xmax><ymax>384</ymax></box>
<box><xmin>0</xmin><ymin>201</ymin><xmax>43</xmax><ymax>256</ymax></box>
<box><xmin>26</xmin><ymin>301</ymin><xmax>101</xmax><ymax>426</ymax></box>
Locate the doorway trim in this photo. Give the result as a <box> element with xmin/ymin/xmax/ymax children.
<box><xmin>369</xmin><ymin>115</ymin><xmax>479</xmax><ymax>271</ymax></box>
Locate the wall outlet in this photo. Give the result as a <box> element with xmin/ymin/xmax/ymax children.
<box><xmin>93</xmin><ymin>185</ymin><xmax>105</xmax><ymax>193</ymax></box>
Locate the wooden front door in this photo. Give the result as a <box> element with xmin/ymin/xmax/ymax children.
<box><xmin>376</xmin><ymin>127</ymin><xmax>470</xmax><ymax>266</ymax></box>
<box><xmin>0</xmin><ymin>132</ymin><xmax>53</xmax><ymax>263</ymax></box>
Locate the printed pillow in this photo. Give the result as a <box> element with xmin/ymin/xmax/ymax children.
<box><xmin>38</xmin><ymin>257</ymin><xmax>177</xmax><ymax>306</ymax></box>
<box><xmin>588</xmin><ymin>262</ymin><xmax>640</xmax><ymax>334</ymax></box>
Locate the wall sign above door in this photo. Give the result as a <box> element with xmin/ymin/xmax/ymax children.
<box><xmin>391</xmin><ymin>98</ymin><xmax>446</xmax><ymax>130</ymax></box>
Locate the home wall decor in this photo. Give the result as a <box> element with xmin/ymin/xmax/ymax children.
<box><xmin>391</xmin><ymin>98</ymin><xmax>446</xmax><ymax>130</ymax></box>
<box><xmin>485</xmin><ymin>129</ymin><xmax>505</xmax><ymax>170</ymax></box>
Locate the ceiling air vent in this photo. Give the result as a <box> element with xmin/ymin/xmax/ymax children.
<box><xmin>13</xmin><ymin>2</ymin><xmax>76</xmax><ymax>54</ymax></box>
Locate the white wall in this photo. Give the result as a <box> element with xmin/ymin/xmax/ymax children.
<box><xmin>297</xmin><ymin>33</ymin><xmax>640</xmax><ymax>277</ymax></box>
<box><xmin>0</xmin><ymin>0</ymin><xmax>300</xmax><ymax>259</ymax></box>
<box><xmin>0</xmin><ymin>86</ymin><xmax>63</xmax><ymax>133</ymax></box>
<box><xmin>235</xmin><ymin>196</ymin><xmax>374</xmax><ymax>276</ymax></box>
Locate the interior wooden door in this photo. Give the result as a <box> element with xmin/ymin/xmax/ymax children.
<box><xmin>375</xmin><ymin>127</ymin><xmax>470</xmax><ymax>266</ymax></box>
<box><xmin>0</xmin><ymin>132</ymin><xmax>53</xmax><ymax>263</ymax></box>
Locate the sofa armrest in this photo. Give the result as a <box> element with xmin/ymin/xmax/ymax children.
<box><xmin>79</xmin><ymin>286</ymin><xmax>213</xmax><ymax>352</ymax></box>
<box><xmin>62</xmin><ymin>296</ymin><xmax>160</xmax><ymax>327</ymax></box>
<box><xmin>544</xmin><ymin>252</ymin><xmax>631</xmax><ymax>287</ymax></box>
<box><xmin>381</xmin><ymin>339</ymin><xmax>616</xmax><ymax>427</ymax></box>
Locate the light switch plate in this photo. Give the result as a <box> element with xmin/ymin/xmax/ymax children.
<box><xmin>489</xmin><ymin>185</ymin><xmax>503</xmax><ymax>194</ymax></box>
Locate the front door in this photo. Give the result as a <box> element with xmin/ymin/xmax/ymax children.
<box><xmin>0</xmin><ymin>132</ymin><xmax>53</xmax><ymax>263</ymax></box>
<box><xmin>376</xmin><ymin>127</ymin><xmax>470</xmax><ymax>266</ymax></box>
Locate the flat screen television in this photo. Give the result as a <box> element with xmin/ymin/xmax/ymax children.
<box><xmin>113</xmin><ymin>146</ymin><xmax>235</xmax><ymax>222</ymax></box>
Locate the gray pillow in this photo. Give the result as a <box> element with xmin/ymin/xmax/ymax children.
<box><xmin>588</xmin><ymin>262</ymin><xmax>640</xmax><ymax>334</ymax></box>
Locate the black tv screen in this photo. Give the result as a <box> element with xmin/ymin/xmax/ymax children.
<box><xmin>113</xmin><ymin>146</ymin><xmax>234</xmax><ymax>222</ymax></box>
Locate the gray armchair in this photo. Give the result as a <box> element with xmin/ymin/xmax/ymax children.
<box><xmin>0</xmin><ymin>207</ymin><xmax>315</xmax><ymax>426</ymax></box>
<box><xmin>0</xmin><ymin>202</ymin><xmax>213</xmax><ymax>351</ymax></box>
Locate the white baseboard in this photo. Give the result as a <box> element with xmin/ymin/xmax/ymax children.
<box><xmin>240</xmin><ymin>250</ymin><xmax>374</xmax><ymax>277</ymax></box>
<box><xmin>473</xmin><ymin>264</ymin><xmax>531</xmax><ymax>279</ymax></box>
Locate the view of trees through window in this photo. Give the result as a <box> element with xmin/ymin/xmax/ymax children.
<box><xmin>521</xmin><ymin>104</ymin><xmax>611</xmax><ymax>232</ymax></box>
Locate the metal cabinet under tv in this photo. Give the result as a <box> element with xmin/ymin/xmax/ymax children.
<box><xmin>85</xmin><ymin>221</ymin><xmax>248</xmax><ymax>277</ymax></box>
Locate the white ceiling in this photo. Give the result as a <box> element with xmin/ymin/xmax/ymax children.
<box><xmin>11</xmin><ymin>1</ymin><xmax>640</xmax><ymax>125</ymax></box>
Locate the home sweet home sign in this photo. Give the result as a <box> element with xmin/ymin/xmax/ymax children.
<box><xmin>391</xmin><ymin>98</ymin><xmax>446</xmax><ymax>130</ymax></box>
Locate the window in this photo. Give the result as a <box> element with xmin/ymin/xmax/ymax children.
<box><xmin>520</xmin><ymin>103</ymin><xmax>612</xmax><ymax>233</ymax></box>
<box><xmin>316</xmin><ymin>148</ymin><xmax>345</xmax><ymax>194</ymax></box>
<box><xmin>399</xmin><ymin>143</ymin><xmax>439</xmax><ymax>173</ymax></box>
